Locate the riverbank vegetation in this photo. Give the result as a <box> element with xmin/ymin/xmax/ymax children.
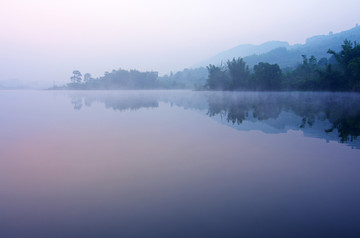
<box><xmin>54</xmin><ymin>40</ymin><xmax>359</xmax><ymax>91</ymax></box>
<box><xmin>206</xmin><ymin>40</ymin><xmax>360</xmax><ymax>91</ymax></box>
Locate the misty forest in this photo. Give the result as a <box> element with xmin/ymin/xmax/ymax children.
<box><xmin>206</xmin><ymin>40</ymin><xmax>360</xmax><ymax>91</ymax></box>
<box><xmin>56</xmin><ymin>39</ymin><xmax>360</xmax><ymax>92</ymax></box>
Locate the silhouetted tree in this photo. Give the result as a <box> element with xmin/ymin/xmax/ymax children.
<box><xmin>71</xmin><ymin>70</ymin><xmax>82</xmax><ymax>84</ymax></box>
<box><xmin>83</xmin><ymin>73</ymin><xmax>93</xmax><ymax>82</ymax></box>
<box><xmin>226</xmin><ymin>58</ymin><xmax>250</xmax><ymax>89</ymax></box>
<box><xmin>206</xmin><ymin>64</ymin><xmax>230</xmax><ymax>90</ymax></box>
<box><xmin>328</xmin><ymin>39</ymin><xmax>360</xmax><ymax>90</ymax></box>
<box><xmin>253</xmin><ymin>62</ymin><xmax>282</xmax><ymax>90</ymax></box>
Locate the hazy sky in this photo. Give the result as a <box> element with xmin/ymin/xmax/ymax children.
<box><xmin>0</xmin><ymin>0</ymin><xmax>359</xmax><ymax>85</ymax></box>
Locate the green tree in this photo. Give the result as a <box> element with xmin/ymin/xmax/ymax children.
<box><xmin>328</xmin><ymin>39</ymin><xmax>360</xmax><ymax>90</ymax></box>
<box><xmin>206</xmin><ymin>64</ymin><xmax>230</xmax><ymax>90</ymax></box>
<box><xmin>226</xmin><ymin>58</ymin><xmax>250</xmax><ymax>90</ymax></box>
<box><xmin>253</xmin><ymin>62</ymin><xmax>282</xmax><ymax>90</ymax></box>
<box><xmin>284</xmin><ymin>55</ymin><xmax>323</xmax><ymax>90</ymax></box>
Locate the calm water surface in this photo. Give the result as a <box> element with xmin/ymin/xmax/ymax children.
<box><xmin>1</xmin><ymin>90</ymin><xmax>360</xmax><ymax>238</ymax></box>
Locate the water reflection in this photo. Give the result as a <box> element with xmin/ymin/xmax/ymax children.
<box><xmin>2</xmin><ymin>90</ymin><xmax>360</xmax><ymax>238</ymax></box>
<box><xmin>69</xmin><ymin>92</ymin><xmax>159</xmax><ymax>111</ymax></box>
<box><xmin>68</xmin><ymin>91</ymin><xmax>360</xmax><ymax>148</ymax></box>
<box><xmin>206</xmin><ymin>92</ymin><xmax>360</xmax><ymax>144</ymax></box>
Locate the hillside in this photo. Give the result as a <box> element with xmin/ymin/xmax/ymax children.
<box><xmin>194</xmin><ymin>24</ymin><xmax>360</xmax><ymax>69</ymax></box>
<box><xmin>192</xmin><ymin>41</ymin><xmax>290</xmax><ymax>67</ymax></box>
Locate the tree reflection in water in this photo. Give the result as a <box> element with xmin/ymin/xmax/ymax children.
<box><xmin>68</xmin><ymin>91</ymin><xmax>360</xmax><ymax>146</ymax></box>
<box><xmin>206</xmin><ymin>92</ymin><xmax>360</xmax><ymax>143</ymax></box>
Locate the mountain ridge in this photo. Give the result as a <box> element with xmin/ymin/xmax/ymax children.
<box><xmin>192</xmin><ymin>41</ymin><xmax>290</xmax><ymax>68</ymax></box>
<box><xmin>192</xmin><ymin>24</ymin><xmax>360</xmax><ymax>69</ymax></box>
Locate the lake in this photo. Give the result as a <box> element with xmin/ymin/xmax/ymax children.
<box><xmin>1</xmin><ymin>90</ymin><xmax>360</xmax><ymax>238</ymax></box>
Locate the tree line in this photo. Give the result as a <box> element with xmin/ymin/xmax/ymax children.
<box><xmin>63</xmin><ymin>68</ymin><xmax>207</xmax><ymax>90</ymax></box>
<box><xmin>56</xmin><ymin>39</ymin><xmax>359</xmax><ymax>91</ymax></box>
<box><xmin>66</xmin><ymin>69</ymin><xmax>159</xmax><ymax>90</ymax></box>
<box><xmin>206</xmin><ymin>40</ymin><xmax>360</xmax><ymax>91</ymax></box>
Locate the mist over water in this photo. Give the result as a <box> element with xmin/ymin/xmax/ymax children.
<box><xmin>1</xmin><ymin>90</ymin><xmax>360</xmax><ymax>237</ymax></box>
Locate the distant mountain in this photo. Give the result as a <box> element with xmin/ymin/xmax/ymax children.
<box><xmin>192</xmin><ymin>41</ymin><xmax>290</xmax><ymax>68</ymax></box>
<box><xmin>193</xmin><ymin>24</ymin><xmax>360</xmax><ymax>69</ymax></box>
